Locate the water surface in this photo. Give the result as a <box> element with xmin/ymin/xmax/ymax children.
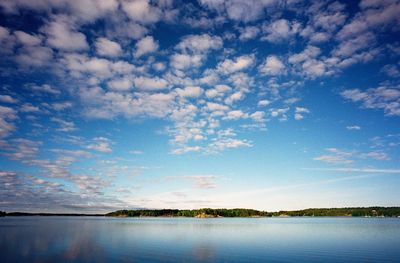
<box><xmin>1</xmin><ymin>217</ymin><xmax>399</xmax><ymax>262</ymax></box>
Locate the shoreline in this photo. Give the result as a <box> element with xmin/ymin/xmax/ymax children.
<box><xmin>2</xmin><ymin>207</ymin><xmax>400</xmax><ymax>218</ymax></box>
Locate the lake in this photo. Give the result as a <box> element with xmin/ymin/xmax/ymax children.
<box><xmin>1</xmin><ymin>217</ymin><xmax>399</xmax><ymax>262</ymax></box>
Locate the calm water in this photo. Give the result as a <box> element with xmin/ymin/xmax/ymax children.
<box><xmin>1</xmin><ymin>217</ymin><xmax>399</xmax><ymax>262</ymax></box>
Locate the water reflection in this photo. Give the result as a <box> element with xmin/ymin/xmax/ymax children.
<box><xmin>1</xmin><ymin>217</ymin><xmax>399</xmax><ymax>262</ymax></box>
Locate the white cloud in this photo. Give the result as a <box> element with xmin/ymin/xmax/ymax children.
<box><xmin>270</xmin><ymin>108</ymin><xmax>289</xmax><ymax>121</ymax></box>
<box><xmin>153</xmin><ymin>62</ymin><xmax>166</xmax><ymax>71</ymax></box>
<box><xmin>259</xmin><ymin>55</ymin><xmax>285</xmax><ymax>76</ymax></box>
<box><xmin>121</xmin><ymin>0</ymin><xmax>162</xmax><ymax>24</ymax></box>
<box><xmin>224</xmin><ymin>91</ymin><xmax>244</xmax><ymax>105</ymax></box>
<box><xmin>42</xmin><ymin>16</ymin><xmax>88</xmax><ymax>51</ymax></box>
<box><xmin>205</xmin><ymin>85</ymin><xmax>231</xmax><ymax>98</ymax></box>
<box><xmin>341</xmin><ymin>86</ymin><xmax>400</xmax><ymax>116</ymax></box>
<box><xmin>176</xmin><ymin>34</ymin><xmax>223</xmax><ymax>53</ymax></box>
<box><xmin>130</xmin><ymin>150</ymin><xmax>143</xmax><ymax>155</ymax></box>
<box><xmin>0</xmin><ymin>0</ymin><xmax>119</xmax><ymax>22</ymax></box>
<box><xmin>87</xmin><ymin>137</ymin><xmax>112</xmax><ymax>153</ymax></box>
<box><xmin>262</xmin><ymin>19</ymin><xmax>301</xmax><ymax>43</ymax></box>
<box><xmin>134</xmin><ymin>36</ymin><xmax>159</xmax><ymax>58</ymax></box>
<box><xmin>258</xmin><ymin>100</ymin><xmax>271</xmax><ymax>107</ymax></box>
<box><xmin>225</xmin><ymin>110</ymin><xmax>247</xmax><ymax>120</ymax></box>
<box><xmin>170</xmin><ymin>145</ymin><xmax>202</xmax><ymax>155</ymax></box>
<box><xmin>199</xmin><ymin>0</ymin><xmax>278</xmax><ymax>22</ymax></box>
<box><xmin>381</xmin><ymin>64</ymin><xmax>400</xmax><ymax>78</ymax></box>
<box><xmin>289</xmin><ymin>45</ymin><xmax>321</xmax><ymax>64</ymax></box>
<box><xmin>0</xmin><ymin>95</ymin><xmax>18</xmax><ymax>104</ymax></box>
<box><xmin>28</xmin><ymin>84</ymin><xmax>61</xmax><ymax>95</ymax></box>
<box><xmin>50</xmin><ymin>102</ymin><xmax>73</xmax><ymax>111</ymax></box>
<box><xmin>170</xmin><ymin>53</ymin><xmax>203</xmax><ymax>70</ymax></box>
<box><xmin>313</xmin><ymin>148</ymin><xmax>354</xmax><ymax>164</ymax></box>
<box><xmin>0</xmin><ymin>106</ymin><xmax>17</xmax><ymax>138</ymax></box>
<box><xmin>134</xmin><ymin>76</ymin><xmax>168</xmax><ymax>91</ymax></box>
<box><xmin>14</xmin><ymin>30</ymin><xmax>42</xmax><ymax>46</ymax></box>
<box><xmin>15</xmin><ymin>45</ymin><xmax>53</xmax><ymax>67</ymax></box>
<box><xmin>303</xmin><ymin>167</ymin><xmax>400</xmax><ymax>174</ymax></box>
<box><xmin>294</xmin><ymin>107</ymin><xmax>310</xmax><ymax>120</ymax></box>
<box><xmin>208</xmin><ymin>137</ymin><xmax>252</xmax><ymax>153</ymax></box>
<box><xmin>176</xmin><ymin>86</ymin><xmax>203</xmax><ymax>98</ymax></box>
<box><xmin>95</xmin><ymin>37</ymin><xmax>122</xmax><ymax>57</ymax></box>
<box><xmin>238</xmin><ymin>26</ymin><xmax>260</xmax><ymax>41</ymax></box>
<box><xmin>361</xmin><ymin>151</ymin><xmax>390</xmax><ymax>161</ymax></box>
<box><xmin>217</xmin><ymin>54</ymin><xmax>254</xmax><ymax>74</ymax></box>
<box><xmin>20</xmin><ymin>103</ymin><xmax>41</xmax><ymax>113</ymax></box>
<box><xmin>206</xmin><ymin>102</ymin><xmax>229</xmax><ymax>112</ymax></box>
<box><xmin>167</xmin><ymin>175</ymin><xmax>218</xmax><ymax>189</ymax></box>
<box><xmin>346</xmin><ymin>125</ymin><xmax>361</xmax><ymax>130</ymax></box>
<box><xmin>107</xmin><ymin>78</ymin><xmax>132</xmax><ymax>91</ymax></box>
<box><xmin>51</xmin><ymin>117</ymin><xmax>77</xmax><ymax>132</ymax></box>
<box><xmin>301</xmin><ymin>59</ymin><xmax>327</xmax><ymax>78</ymax></box>
<box><xmin>250</xmin><ymin>111</ymin><xmax>265</xmax><ymax>122</ymax></box>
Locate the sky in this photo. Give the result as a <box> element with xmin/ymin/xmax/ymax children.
<box><xmin>0</xmin><ymin>0</ymin><xmax>400</xmax><ymax>213</ymax></box>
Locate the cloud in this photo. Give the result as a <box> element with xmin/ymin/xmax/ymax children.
<box><xmin>361</xmin><ymin>151</ymin><xmax>390</xmax><ymax>161</ymax></box>
<box><xmin>0</xmin><ymin>95</ymin><xmax>18</xmax><ymax>104</ymax></box>
<box><xmin>176</xmin><ymin>34</ymin><xmax>223</xmax><ymax>53</ymax></box>
<box><xmin>338</xmin><ymin>0</ymin><xmax>400</xmax><ymax>40</ymax></box>
<box><xmin>313</xmin><ymin>148</ymin><xmax>354</xmax><ymax>165</ymax></box>
<box><xmin>208</xmin><ymin>137</ymin><xmax>252</xmax><ymax>153</ymax></box>
<box><xmin>0</xmin><ymin>0</ymin><xmax>119</xmax><ymax>22</ymax></box>
<box><xmin>121</xmin><ymin>0</ymin><xmax>162</xmax><ymax>24</ymax></box>
<box><xmin>130</xmin><ymin>150</ymin><xmax>143</xmax><ymax>155</ymax></box>
<box><xmin>95</xmin><ymin>37</ymin><xmax>122</xmax><ymax>57</ymax></box>
<box><xmin>166</xmin><ymin>174</ymin><xmax>218</xmax><ymax>189</ymax></box>
<box><xmin>87</xmin><ymin>137</ymin><xmax>112</xmax><ymax>153</ymax></box>
<box><xmin>259</xmin><ymin>55</ymin><xmax>286</xmax><ymax>76</ymax></box>
<box><xmin>302</xmin><ymin>167</ymin><xmax>400</xmax><ymax>174</ymax></box>
<box><xmin>184</xmin><ymin>175</ymin><xmax>217</xmax><ymax>189</ymax></box>
<box><xmin>134</xmin><ymin>76</ymin><xmax>168</xmax><ymax>91</ymax></box>
<box><xmin>217</xmin><ymin>54</ymin><xmax>254</xmax><ymax>74</ymax></box>
<box><xmin>262</xmin><ymin>19</ymin><xmax>301</xmax><ymax>43</ymax></box>
<box><xmin>270</xmin><ymin>107</ymin><xmax>289</xmax><ymax>121</ymax></box>
<box><xmin>258</xmin><ymin>100</ymin><xmax>271</xmax><ymax>107</ymax></box>
<box><xmin>294</xmin><ymin>107</ymin><xmax>310</xmax><ymax>120</ymax></box>
<box><xmin>51</xmin><ymin>117</ymin><xmax>77</xmax><ymax>132</ymax></box>
<box><xmin>199</xmin><ymin>0</ymin><xmax>278</xmax><ymax>22</ymax></box>
<box><xmin>238</xmin><ymin>26</ymin><xmax>260</xmax><ymax>41</ymax></box>
<box><xmin>28</xmin><ymin>84</ymin><xmax>61</xmax><ymax>95</ymax></box>
<box><xmin>381</xmin><ymin>64</ymin><xmax>400</xmax><ymax>78</ymax></box>
<box><xmin>170</xmin><ymin>53</ymin><xmax>204</xmax><ymax>70</ymax></box>
<box><xmin>170</xmin><ymin>146</ymin><xmax>202</xmax><ymax>155</ymax></box>
<box><xmin>20</xmin><ymin>103</ymin><xmax>41</xmax><ymax>113</ymax></box>
<box><xmin>107</xmin><ymin>77</ymin><xmax>132</xmax><ymax>91</ymax></box>
<box><xmin>42</xmin><ymin>15</ymin><xmax>88</xmax><ymax>51</ymax></box>
<box><xmin>205</xmin><ymin>85</ymin><xmax>231</xmax><ymax>98</ymax></box>
<box><xmin>134</xmin><ymin>36</ymin><xmax>159</xmax><ymax>58</ymax></box>
<box><xmin>341</xmin><ymin>86</ymin><xmax>400</xmax><ymax>116</ymax></box>
<box><xmin>1</xmin><ymin>138</ymin><xmax>41</xmax><ymax>161</ymax></box>
<box><xmin>225</xmin><ymin>110</ymin><xmax>248</xmax><ymax>120</ymax></box>
<box><xmin>14</xmin><ymin>30</ymin><xmax>42</xmax><ymax>45</ymax></box>
<box><xmin>175</xmin><ymin>86</ymin><xmax>203</xmax><ymax>98</ymax></box>
<box><xmin>0</xmin><ymin>106</ymin><xmax>17</xmax><ymax>138</ymax></box>
<box><xmin>346</xmin><ymin>125</ymin><xmax>361</xmax><ymax>130</ymax></box>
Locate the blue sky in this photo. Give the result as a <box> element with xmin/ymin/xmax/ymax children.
<box><xmin>0</xmin><ymin>0</ymin><xmax>399</xmax><ymax>213</ymax></box>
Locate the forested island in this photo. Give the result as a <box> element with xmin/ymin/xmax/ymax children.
<box><xmin>106</xmin><ymin>207</ymin><xmax>400</xmax><ymax>218</ymax></box>
<box><xmin>1</xmin><ymin>207</ymin><xmax>400</xmax><ymax>218</ymax></box>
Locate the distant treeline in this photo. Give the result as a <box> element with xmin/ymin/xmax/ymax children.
<box><xmin>2</xmin><ymin>207</ymin><xmax>400</xmax><ymax>218</ymax></box>
<box><xmin>106</xmin><ymin>207</ymin><xmax>400</xmax><ymax>217</ymax></box>
<box><xmin>106</xmin><ymin>208</ymin><xmax>266</xmax><ymax>217</ymax></box>
<box><xmin>270</xmin><ymin>207</ymin><xmax>400</xmax><ymax>217</ymax></box>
